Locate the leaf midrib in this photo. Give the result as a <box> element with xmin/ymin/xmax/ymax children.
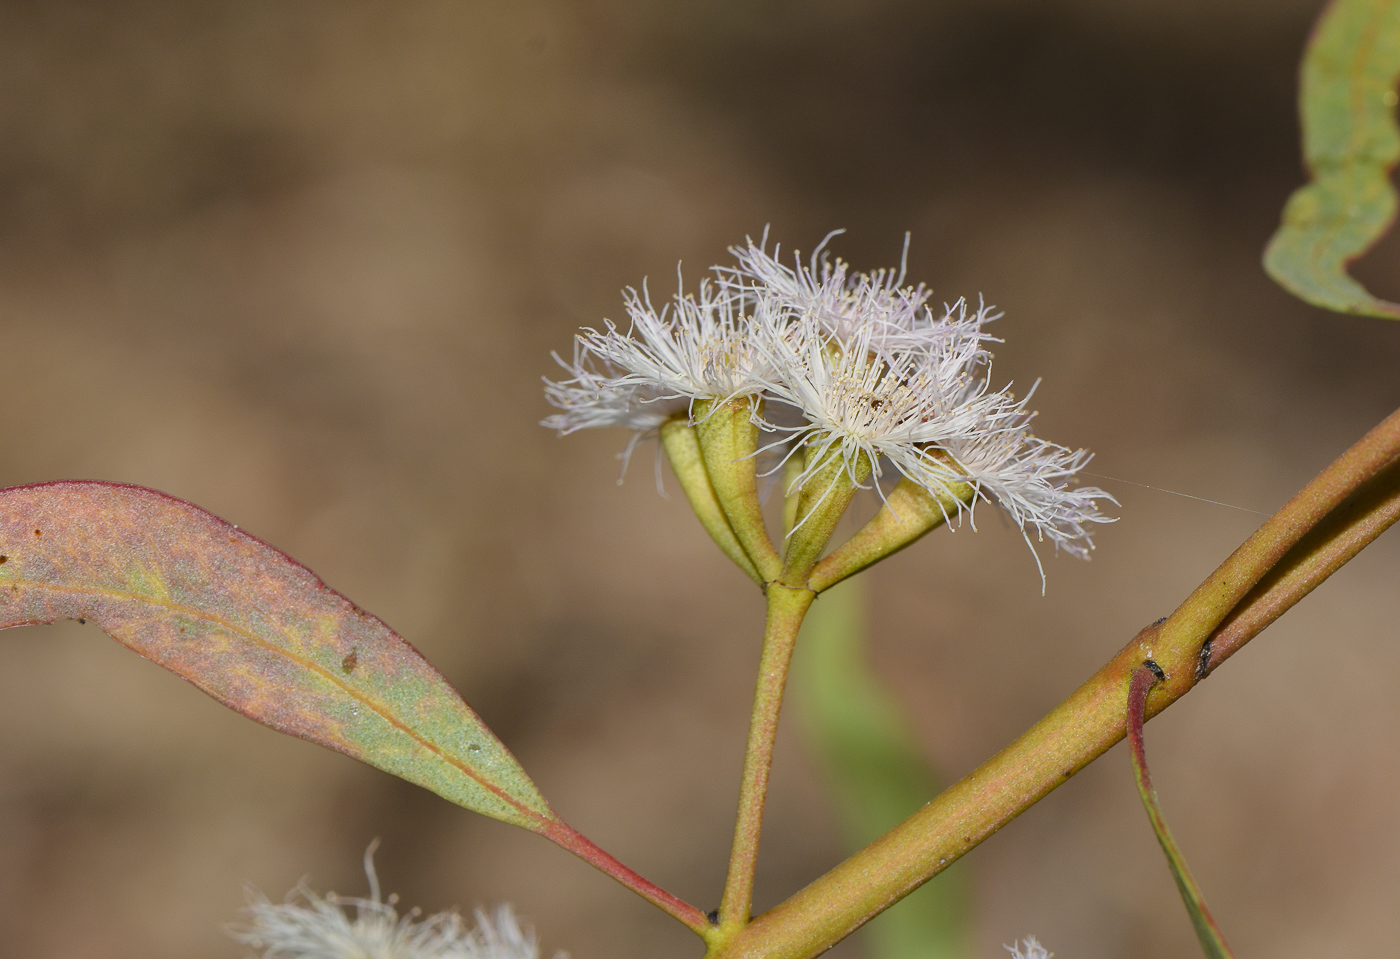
<box><xmin>0</xmin><ymin>575</ymin><xmax>552</xmax><ymax>828</ymax></box>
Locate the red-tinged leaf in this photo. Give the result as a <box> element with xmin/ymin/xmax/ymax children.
<box><xmin>1264</xmin><ymin>0</ymin><xmax>1400</xmax><ymax>319</ymax></box>
<box><xmin>0</xmin><ymin>481</ymin><xmax>556</xmax><ymax>832</ymax></box>
<box><xmin>1127</xmin><ymin>665</ymin><xmax>1236</xmax><ymax>959</ymax></box>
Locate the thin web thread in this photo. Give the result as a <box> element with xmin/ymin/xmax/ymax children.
<box><xmin>1080</xmin><ymin>471</ymin><xmax>1268</xmax><ymax>515</ymax></box>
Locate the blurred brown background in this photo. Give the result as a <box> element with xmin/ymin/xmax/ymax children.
<box><xmin>0</xmin><ymin>1</ymin><xmax>1398</xmax><ymax>957</ymax></box>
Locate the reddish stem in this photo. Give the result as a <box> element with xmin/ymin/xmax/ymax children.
<box><xmin>542</xmin><ymin>820</ymin><xmax>711</xmax><ymax>936</ymax></box>
<box><xmin>1127</xmin><ymin>666</ymin><xmax>1235</xmax><ymax>958</ymax></box>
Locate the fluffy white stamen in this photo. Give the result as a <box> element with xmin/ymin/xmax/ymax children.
<box><xmin>721</xmin><ymin>231</ymin><xmax>916</xmax><ymax>340</ymax></box>
<box><xmin>542</xmin><ymin>231</ymin><xmax>1115</xmax><ymax>571</ymax></box>
<box><xmin>228</xmin><ymin>847</ymin><xmax>557</xmax><ymax>959</ymax></box>
<box><xmin>1004</xmin><ymin>935</ymin><xmax>1054</xmax><ymax>958</ymax></box>
<box><xmin>574</xmin><ymin>275</ymin><xmax>773</xmax><ymax>406</ymax></box>
<box><xmin>542</xmin><ymin>340</ymin><xmax>688</xmax><ymax>437</ymax></box>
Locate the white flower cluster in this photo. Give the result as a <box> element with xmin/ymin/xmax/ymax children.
<box><xmin>1004</xmin><ymin>935</ymin><xmax>1054</xmax><ymax>959</ymax></box>
<box><xmin>229</xmin><ymin>850</ymin><xmax>555</xmax><ymax>959</ymax></box>
<box><xmin>544</xmin><ymin>231</ymin><xmax>1113</xmax><ymax>562</ymax></box>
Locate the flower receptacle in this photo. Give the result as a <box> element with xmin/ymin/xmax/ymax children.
<box><xmin>808</xmin><ymin>477</ymin><xmax>975</xmax><ymax>592</ymax></box>
<box><xmin>660</xmin><ymin>416</ymin><xmax>765</xmax><ymax>586</ymax></box>
<box><xmin>779</xmin><ymin>446</ymin><xmax>873</xmax><ymax>588</ymax></box>
<box><xmin>694</xmin><ymin>398</ymin><xmax>783</xmax><ymax>583</ymax></box>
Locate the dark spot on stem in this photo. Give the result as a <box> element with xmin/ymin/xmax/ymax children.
<box><xmin>1196</xmin><ymin>638</ymin><xmax>1213</xmax><ymax>681</ymax></box>
<box><xmin>0</xmin><ymin>555</ymin><xmax>7</xmax><ymax>564</ymax></box>
<box><xmin>706</xmin><ymin>909</ymin><xmax>720</xmax><ymax>925</ymax></box>
<box><xmin>341</xmin><ymin>649</ymin><xmax>358</xmax><ymax>674</ymax></box>
<box><xmin>1143</xmin><ymin>659</ymin><xmax>1166</xmax><ymax>682</ymax></box>
<box><xmin>77</xmin><ymin>618</ymin><xmax>85</xmax><ymax>625</ymax></box>
<box><xmin>32</xmin><ymin>529</ymin><xmax>40</xmax><ymax>537</ymax></box>
<box><xmin>1152</xmin><ymin>615</ymin><xmax>1167</xmax><ymax>626</ymax></box>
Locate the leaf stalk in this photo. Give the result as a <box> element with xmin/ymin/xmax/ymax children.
<box><xmin>542</xmin><ymin>820</ymin><xmax>713</xmax><ymax>936</ymax></box>
<box><xmin>1127</xmin><ymin>666</ymin><xmax>1236</xmax><ymax>959</ymax></box>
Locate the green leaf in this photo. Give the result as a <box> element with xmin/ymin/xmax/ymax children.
<box><xmin>0</xmin><ymin>481</ymin><xmax>556</xmax><ymax>832</ymax></box>
<box><xmin>1127</xmin><ymin>666</ymin><xmax>1236</xmax><ymax>959</ymax></box>
<box><xmin>1264</xmin><ymin>0</ymin><xmax>1400</xmax><ymax>318</ymax></box>
<box><xmin>792</xmin><ymin>578</ymin><xmax>969</xmax><ymax>959</ymax></box>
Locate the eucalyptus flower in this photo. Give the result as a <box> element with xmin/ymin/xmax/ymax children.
<box><xmin>755</xmin><ymin>299</ymin><xmax>1109</xmax><ymax>561</ymax></box>
<box><xmin>228</xmin><ymin>848</ymin><xmax>555</xmax><ymax>959</ymax></box>
<box><xmin>541</xmin><ymin>339</ymin><xmax>688</xmax><ymax>437</ymax></box>
<box><xmin>1004</xmin><ymin>935</ymin><xmax>1054</xmax><ymax>959</ymax></box>
<box><xmin>741</xmin><ymin>237</ymin><xmax>1111</xmax><ymax>569</ymax></box>
<box><xmin>719</xmin><ymin>230</ymin><xmax>922</xmax><ymax>340</ymax></box>
<box><xmin>542</xmin><ymin>232</ymin><xmax>1113</xmax><ymax>580</ymax></box>
<box><xmin>578</xmin><ymin>277</ymin><xmax>775</xmax><ymax>405</ymax></box>
<box><xmin>544</xmin><ymin>272</ymin><xmax>778</xmax><ymax>441</ymax></box>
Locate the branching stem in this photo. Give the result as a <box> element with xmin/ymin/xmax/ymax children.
<box><xmin>705</xmin><ymin>403</ymin><xmax>1400</xmax><ymax>959</ymax></box>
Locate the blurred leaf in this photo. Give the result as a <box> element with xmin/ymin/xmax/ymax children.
<box><xmin>0</xmin><ymin>481</ymin><xmax>556</xmax><ymax>832</ymax></box>
<box><xmin>1264</xmin><ymin>0</ymin><xmax>1400</xmax><ymax>319</ymax></box>
<box><xmin>793</xmin><ymin>578</ymin><xmax>969</xmax><ymax>959</ymax></box>
<box><xmin>1127</xmin><ymin>666</ymin><xmax>1235</xmax><ymax>959</ymax></box>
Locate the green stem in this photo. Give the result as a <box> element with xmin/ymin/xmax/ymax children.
<box><xmin>718</xmin><ymin>584</ymin><xmax>817</xmax><ymax>935</ymax></box>
<box><xmin>708</xmin><ymin>621</ymin><xmax>1164</xmax><ymax>959</ymax></box>
<box><xmin>1205</xmin><ymin>452</ymin><xmax>1400</xmax><ymax>672</ymax></box>
<box><xmin>706</xmin><ymin>403</ymin><xmax>1400</xmax><ymax>959</ymax></box>
<box><xmin>1156</xmin><ymin>405</ymin><xmax>1400</xmax><ymax>658</ymax></box>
